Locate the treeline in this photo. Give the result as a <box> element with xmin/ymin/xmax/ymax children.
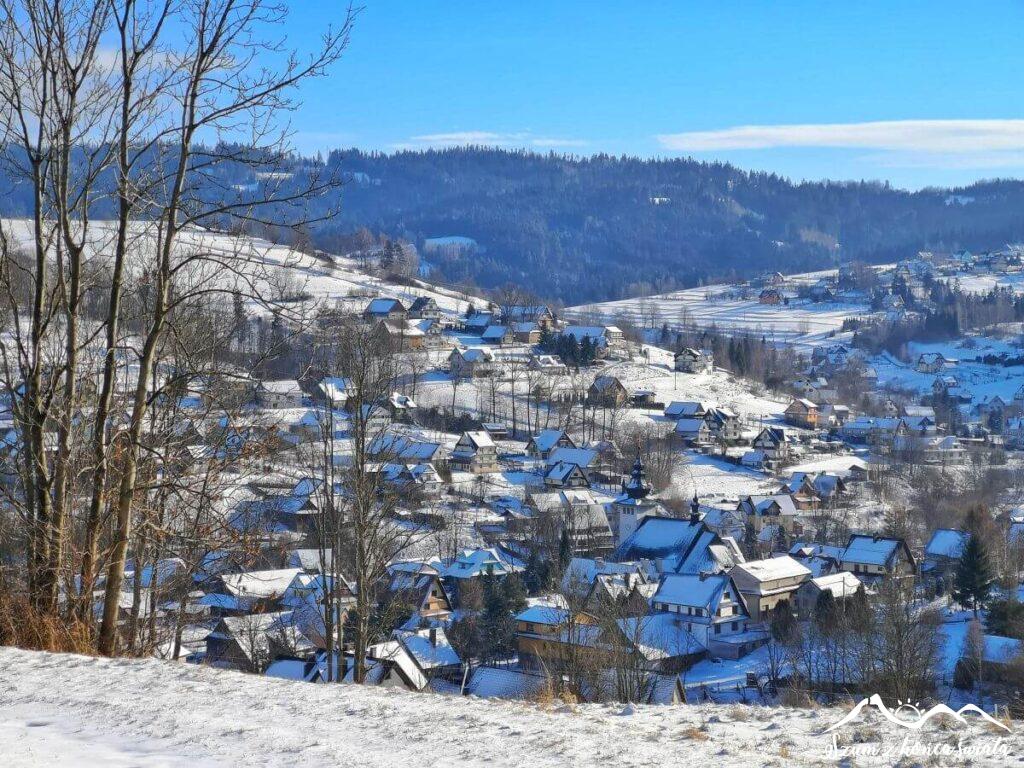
<box><xmin>854</xmin><ymin>278</ymin><xmax>1024</xmax><ymax>355</ymax></box>
<box><xmin>659</xmin><ymin>326</ymin><xmax>802</xmax><ymax>389</ymax></box>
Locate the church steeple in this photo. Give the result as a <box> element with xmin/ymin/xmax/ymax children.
<box><xmin>621</xmin><ymin>452</ymin><xmax>650</xmax><ymax>500</ymax></box>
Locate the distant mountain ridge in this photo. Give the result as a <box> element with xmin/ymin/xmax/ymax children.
<box><xmin>292</xmin><ymin>148</ymin><xmax>1024</xmax><ymax>304</ymax></box>
<box><xmin>4</xmin><ymin>145</ymin><xmax>1024</xmax><ymax>304</ymax></box>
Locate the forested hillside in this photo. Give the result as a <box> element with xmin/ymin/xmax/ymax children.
<box><xmin>5</xmin><ymin>145</ymin><xmax>1024</xmax><ymax>303</ymax></box>
<box><xmin>321</xmin><ymin>149</ymin><xmax>1024</xmax><ymax>303</ymax></box>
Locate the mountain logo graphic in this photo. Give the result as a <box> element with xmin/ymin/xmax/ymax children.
<box><xmin>824</xmin><ymin>694</ymin><xmax>1010</xmax><ymax>733</ymax></box>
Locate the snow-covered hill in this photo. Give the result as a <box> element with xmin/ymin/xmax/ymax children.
<box><xmin>0</xmin><ymin>647</ymin><xmax>1018</xmax><ymax>767</ymax></box>
<box><xmin>0</xmin><ymin>218</ymin><xmax>479</xmax><ymax>318</ymax></box>
<box><xmin>567</xmin><ymin>271</ymin><xmax>866</xmax><ymax>351</ymax></box>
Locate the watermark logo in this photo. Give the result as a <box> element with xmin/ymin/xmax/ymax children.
<box><xmin>825</xmin><ymin>693</ymin><xmax>1010</xmax><ymax>733</ymax></box>
<box><xmin>820</xmin><ymin>693</ymin><xmax>1013</xmax><ymax>762</ymax></box>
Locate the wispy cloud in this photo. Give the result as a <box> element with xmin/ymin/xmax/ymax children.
<box><xmin>399</xmin><ymin>131</ymin><xmax>588</xmax><ymax>150</ymax></box>
<box><xmin>657</xmin><ymin>119</ymin><xmax>1024</xmax><ymax>153</ymax></box>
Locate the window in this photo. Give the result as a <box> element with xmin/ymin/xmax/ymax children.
<box><xmin>732</xmin><ymin>621</ymin><xmax>738</xmax><ymax>631</ymax></box>
<box><xmin>714</xmin><ymin>624</ymin><xmax>721</xmax><ymax>635</ymax></box>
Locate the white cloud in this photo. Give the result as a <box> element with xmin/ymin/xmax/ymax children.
<box><xmin>402</xmin><ymin>131</ymin><xmax>588</xmax><ymax>150</ymax></box>
<box><xmin>657</xmin><ymin>119</ymin><xmax>1024</xmax><ymax>153</ymax></box>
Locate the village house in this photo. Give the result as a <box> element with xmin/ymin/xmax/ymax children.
<box><xmin>615</xmin><ymin>514</ymin><xmax>742</xmax><ymax>577</ymax></box>
<box><xmin>651</xmin><ymin>573</ymin><xmax>760</xmax><ymax>659</ymax></box>
<box><xmin>703</xmin><ymin>406</ymin><xmax>741</xmax><ymax>443</ymax></box>
<box><xmin>514</xmin><ymin>604</ymin><xmax>600</xmax><ymax>672</ymax></box>
<box><xmin>314</xmin><ymin>376</ymin><xmax>354</xmax><ymax>408</ymax></box>
<box><xmin>840</xmin><ymin>534</ymin><xmax>916</xmax><ymax>582</ymax></box>
<box><xmin>892</xmin><ymin>434</ymin><xmax>967</xmax><ymax>465</ymax></box>
<box><xmin>443</xmin><ymin>548</ymin><xmax>523</xmax><ymax>605</ymax></box>
<box><xmin>788</xmin><ymin>542</ymin><xmax>845</xmax><ymax>578</ymax></box>
<box><xmin>383</xmin><ymin>561</ymin><xmax>453</xmax><ymax>623</ymax></box>
<box><xmin>560</xmin><ymin>557</ymin><xmax>651</xmax><ymax>607</ymax></box>
<box><xmin>511</xmin><ymin>322</ymin><xmax>542</xmax><ymax>344</ymax></box>
<box><xmin>561</xmin><ymin>325</ymin><xmax>624</xmax><ymax>354</ymax></box>
<box><xmin>528</xmin><ymin>354</ymin><xmax>568</xmax><ymax>375</ymax></box>
<box><xmin>784</xmin><ymin>398</ymin><xmax>820</xmax><ymax>429</ymax></box>
<box><xmin>729</xmin><ymin>556</ymin><xmax>811</xmax><ymax>622</ymax></box>
<box><xmin>257</xmin><ymin>379</ymin><xmax>305</xmax><ymax>409</ymax></box>
<box><xmin>674</xmin><ymin>417</ymin><xmax>711</xmax><ymax>446</ymax></box>
<box><xmin>737</xmin><ymin>494</ymin><xmax>800</xmax><ymax>535</ymax></box>
<box><xmin>363</xmin><ymin>297</ymin><xmax>408</xmax><ymax>321</ymax></box>
<box><xmin>588</xmin><ymin>375</ymin><xmax>629</xmax><ymax>407</ymax></box>
<box><xmin>794</xmin><ymin>571</ymin><xmax>864</xmax><ymax>617</ymax></box>
<box><xmin>502</xmin><ymin>304</ymin><xmax>556</xmax><ymax>329</ymax></box>
<box><xmin>449</xmin><ymin>431</ymin><xmax>500</xmax><ymax>474</ymax></box>
<box><xmin>527</xmin><ymin>429</ymin><xmax>577</xmax><ymax>459</ymax></box>
<box><xmin>758</xmin><ymin>288</ymin><xmax>783</xmax><ymax>305</ymax></box>
<box><xmin>407</xmin><ymin>296</ymin><xmax>442</xmax><ymax>319</ymax></box>
<box><xmin>841</xmin><ymin>416</ymin><xmax>907</xmax><ymax>446</ymax></box>
<box><xmin>373</xmin><ymin>319</ymin><xmax>426</xmax><ymax>351</ymax></box>
<box><xmin>674</xmin><ymin>348</ymin><xmax>714</xmax><ymax>374</ymax></box>
<box><xmin>916</xmin><ymin>352</ymin><xmax>958</xmax><ymax>374</ymax></box>
<box><xmin>449</xmin><ymin>346</ymin><xmax>494</xmax><ymax>379</ymax></box>
<box><xmin>481</xmin><ymin>324</ymin><xmax>515</xmax><ymax>346</ymax></box>
<box><xmin>922</xmin><ymin>528</ymin><xmax>970</xmax><ymax>582</ymax></box>
<box><xmin>751</xmin><ymin>426</ymin><xmax>790</xmax><ymax>466</ymax></box>
<box><xmin>462</xmin><ymin>311</ymin><xmax>496</xmax><ymax>333</ymax></box>
<box><xmin>780</xmin><ymin>472</ymin><xmax>848</xmax><ymax>510</ymax></box>
<box><xmin>543</xmin><ymin>459</ymin><xmax>591</xmax><ymax>489</ymax></box>
<box><xmin>206</xmin><ymin>612</ymin><xmax>293</xmax><ymax>673</ymax></box>
<box><xmin>664</xmin><ymin>400</ymin><xmax>709</xmax><ymax>420</ymax></box>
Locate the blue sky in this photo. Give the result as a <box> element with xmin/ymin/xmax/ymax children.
<box><xmin>283</xmin><ymin>1</ymin><xmax>1024</xmax><ymax>189</ymax></box>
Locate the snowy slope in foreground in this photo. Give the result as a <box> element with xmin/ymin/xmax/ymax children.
<box><xmin>0</xmin><ymin>647</ymin><xmax>1019</xmax><ymax>767</ymax></box>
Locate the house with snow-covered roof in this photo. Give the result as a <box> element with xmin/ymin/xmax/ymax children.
<box><xmin>784</xmin><ymin>398</ymin><xmax>820</xmax><ymax>429</ymax></box>
<box><xmin>795</xmin><ymin>571</ymin><xmax>865</xmax><ymax>617</ymax></box>
<box><xmin>651</xmin><ymin>572</ymin><xmax>760</xmax><ymax>659</ymax></box>
<box><xmin>615</xmin><ymin>516</ymin><xmax>741</xmax><ymax>577</ymax></box>
<box><xmin>450</xmin><ymin>430</ymin><xmax>499</xmax><ymax>474</ymax></box>
<box><xmin>751</xmin><ymin>426</ymin><xmax>790</xmax><ymax>466</ymax></box>
<box><xmin>737</xmin><ymin>494</ymin><xmax>800</xmax><ymax>534</ymax></box>
<box><xmin>257</xmin><ymin>379</ymin><xmax>304</xmax><ymax>409</ymax></box>
<box><xmin>663</xmin><ymin>400</ymin><xmax>709</xmax><ymax>420</ymax></box>
<box><xmin>674</xmin><ymin>417</ymin><xmax>711</xmax><ymax>446</ymax></box>
<box><xmin>543</xmin><ymin>459</ymin><xmax>591</xmax><ymax>489</ymax></box>
<box><xmin>363</xmin><ymin>297</ymin><xmax>407</xmax><ymax>320</ymax></box>
<box><xmin>527</xmin><ymin>428</ymin><xmax>576</xmax><ymax>459</ymax></box>
<box><xmin>840</xmin><ymin>534</ymin><xmax>915</xmax><ymax>582</ymax></box>
<box><xmin>674</xmin><ymin>348</ymin><xmax>713</xmax><ymax>374</ymax></box>
<box><xmin>922</xmin><ymin>528</ymin><xmax>970</xmax><ymax>579</ymax></box>
<box><xmin>729</xmin><ymin>556</ymin><xmax>811</xmax><ymax>622</ymax></box>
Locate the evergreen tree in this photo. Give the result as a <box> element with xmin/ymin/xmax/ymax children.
<box><xmin>954</xmin><ymin>534</ymin><xmax>993</xmax><ymax>616</ymax></box>
<box><xmin>558</xmin><ymin>529</ymin><xmax>572</xmax><ymax>572</ymax></box>
<box><xmin>847</xmin><ymin>585</ymin><xmax>871</xmax><ymax>629</ymax></box>
<box><xmin>769</xmin><ymin>602</ymin><xmax>796</xmax><ymax>644</ymax></box>
<box><xmin>814</xmin><ymin>590</ymin><xmax>838</xmax><ymax>633</ymax></box>
<box><xmin>502</xmin><ymin>574</ymin><xmax>528</xmax><ymax>615</ymax></box>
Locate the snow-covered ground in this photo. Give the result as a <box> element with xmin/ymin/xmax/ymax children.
<box><xmin>2</xmin><ymin>647</ymin><xmax>1019</xmax><ymax>767</ymax></box>
<box><xmin>1</xmin><ymin>218</ymin><xmax>477</xmax><ymax>318</ymax></box>
<box><xmin>567</xmin><ymin>272</ymin><xmax>867</xmax><ymax>352</ymax></box>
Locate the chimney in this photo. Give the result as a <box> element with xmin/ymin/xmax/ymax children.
<box><xmin>698</xmin><ymin>571</ymin><xmax>708</xmax><ymax>581</ymax></box>
<box><xmin>690</xmin><ymin>495</ymin><xmax>700</xmax><ymax>524</ymax></box>
<box><xmin>429</xmin><ymin>627</ymin><xmax>438</xmax><ymax>647</ymax></box>
<box><xmin>595</xmin><ymin>557</ymin><xmax>605</xmax><ymax>570</ymax></box>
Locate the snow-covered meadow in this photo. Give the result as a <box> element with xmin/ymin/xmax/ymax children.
<box><xmin>567</xmin><ymin>272</ymin><xmax>868</xmax><ymax>352</ymax></box>
<box><xmin>2</xmin><ymin>647</ymin><xmax>1019</xmax><ymax>767</ymax></box>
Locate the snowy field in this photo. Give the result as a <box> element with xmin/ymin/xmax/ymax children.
<box><xmin>1</xmin><ymin>219</ymin><xmax>476</xmax><ymax>318</ymax></box>
<box><xmin>567</xmin><ymin>272</ymin><xmax>868</xmax><ymax>351</ymax></box>
<box><xmin>2</xmin><ymin>647</ymin><xmax>1020</xmax><ymax>767</ymax></box>
<box><xmin>872</xmin><ymin>337</ymin><xmax>1024</xmax><ymax>401</ymax></box>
